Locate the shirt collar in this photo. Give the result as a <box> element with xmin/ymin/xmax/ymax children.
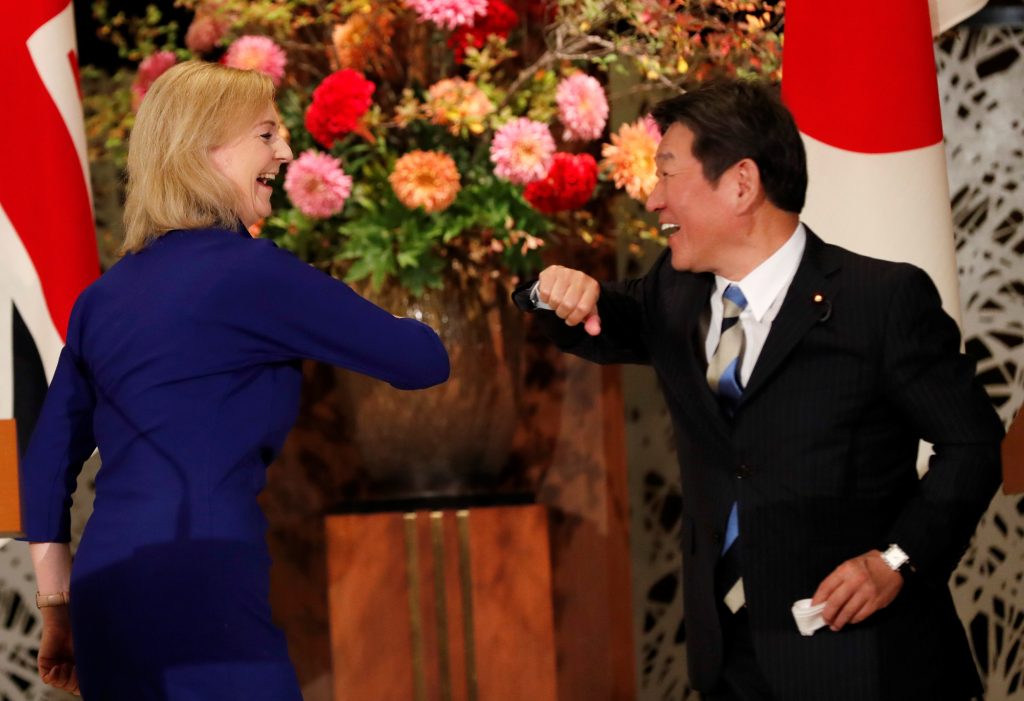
<box><xmin>714</xmin><ymin>223</ymin><xmax>806</xmax><ymax>322</ymax></box>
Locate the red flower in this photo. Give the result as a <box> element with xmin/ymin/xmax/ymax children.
<box><xmin>447</xmin><ymin>0</ymin><xmax>519</xmax><ymax>64</ymax></box>
<box><xmin>305</xmin><ymin>69</ymin><xmax>376</xmax><ymax>148</ymax></box>
<box><xmin>524</xmin><ymin>152</ymin><xmax>598</xmax><ymax>214</ymax></box>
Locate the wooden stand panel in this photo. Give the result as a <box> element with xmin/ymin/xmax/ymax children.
<box><xmin>0</xmin><ymin>420</ymin><xmax>21</xmax><ymax>536</ymax></box>
<box><xmin>326</xmin><ymin>513</ymin><xmax>416</xmax><ymax>699</ymax></box>
<box><xmin>326</xmin><ymin>504</ymin><xmax>557</xmax><ymax>701</ymax></box>
<box><xmin>467</xmin><ymin>506</ymin><xmax>556</xmax><ymax>701</ymax></box>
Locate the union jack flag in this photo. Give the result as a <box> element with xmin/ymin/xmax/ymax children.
<box><xmin>0</xmin><ymin>1</ymin><xmax>99</xmax><ymax>455</ymax></box>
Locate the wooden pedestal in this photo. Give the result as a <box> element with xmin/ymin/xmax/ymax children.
<box><xmin>325</xmin><ymin>503</ymin><xmax>557</xmax><ymax>701</ymax></box>
<box><xmin>0</xmin><ymin>420</ymin><xmax>21</xmax><ymax>536</ymax></box>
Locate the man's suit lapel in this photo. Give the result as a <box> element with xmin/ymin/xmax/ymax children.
<box><xmin>661</xmin><ymin>272</ymin><xmax>735</xmax><ymax>438</ymax></box>
<box><xmin>740</xmin><ymin>230</ymin><xmax>842</xmax><ymax>407</ymax></box>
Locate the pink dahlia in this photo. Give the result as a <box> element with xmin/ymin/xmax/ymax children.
<box><xmin>131</xmin><ymin>51</ymin><xmax>177</xmax><ymax>108</ymax></box>
<box><xmin>405</xmin><ymin>0</ymin><xmax>488</xmax><ymax>30</ymax></box>
<box><xmin>556</xmin><ymin>73</ymin><xmax>609</xmax><ymax>141</ymax></box>
<box><xmin>489</xmin><ymin>118</ymin><xmax>555</xmax><ymax>185</ymax></box>
<box><xmin>223</xmin><ymin>35</ymin><xmax>287</xmax><ymax>86</ymax></box>
<box><xmin>284</xmin><ymin>150</ymin><xmax>353</xmax><ymax>219</ymax></box>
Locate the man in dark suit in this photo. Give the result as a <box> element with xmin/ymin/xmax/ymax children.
<box><xmin>514</xmin><ymin>80</ymin><xmax>1003</xmax><ymax>700</ymax></box>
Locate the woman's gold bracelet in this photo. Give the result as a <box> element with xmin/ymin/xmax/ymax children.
<box><xmin>35</xmin><ymin>591</ymin><xmax>70</xmax><ymax>608</ymax></box>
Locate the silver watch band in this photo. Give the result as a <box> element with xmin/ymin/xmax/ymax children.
<box><xmin>529</xmin><ymin>281</ymin><xmax>553</xmax><ymax>311</ymax></box>
<box><xmin>881</xmin><ymin>544</ymin><xmax>912</xmax><ymax>573</ymax></box>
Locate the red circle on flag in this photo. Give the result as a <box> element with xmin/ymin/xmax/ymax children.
<box><xmin>781</xmin><ymin>0</ymin><xmax>943</xmax><ymax>154</ymax></box>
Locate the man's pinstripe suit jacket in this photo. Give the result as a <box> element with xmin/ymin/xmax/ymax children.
<box><xmin>519</xmin><ymin>229</ymin><xmax>1003</xmax><ymax>700</ymax></box>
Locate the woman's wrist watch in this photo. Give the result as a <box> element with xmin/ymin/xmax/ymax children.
<box><xmin>35</xmin><ymin>591</ymin><xmax>70</xmax><ymax>608</ymax></box>
<box><xmin>880</xmin><ymin>544</ymin><xmax>914</xmax><ymax>576</ymax></box>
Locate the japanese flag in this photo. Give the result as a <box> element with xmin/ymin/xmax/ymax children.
<box><xmin>782</xmin><ymin>0</ymin><xmax>988</xmax><ymax>323</ymax></box>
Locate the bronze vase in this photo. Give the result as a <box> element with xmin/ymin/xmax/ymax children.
<box><xmin>337</xmin><ymin>279</ymin><xmax>525</xmax><ymax>497</ymax></box>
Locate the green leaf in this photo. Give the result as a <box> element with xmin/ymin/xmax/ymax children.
<box><xmin>396</xmin><ymin>251</ymin><xmax>419</xmax><ymax>268</ymax></box>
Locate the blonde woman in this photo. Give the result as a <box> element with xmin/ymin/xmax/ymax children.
<box><xmin>20</xmin><ymin>61</ymin><xmax>449</xmax><ymax>700</ymax></box>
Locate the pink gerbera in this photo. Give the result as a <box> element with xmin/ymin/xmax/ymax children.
<box><xmin>405</xmin><ymin>0</ymin><xmax>488</xmax><ymax>29</ymax></box>
<box><xmin>131</xmin><ymin>51</ymin><xmax>177</xmax><ymax>108</ymax></box>
<box><xmin>223</xmin><ymin>35</ymin><xmax>287</xmax><ymax>86</ymax></box>
<box><xmin>489</xmin><ymin>118</ymin><xmax>555</xmax><ymax>185</ymax></box>
<box><xmin>556</xmin><ymin>73</ymin><xmax>609</xmax><ymax>141</ymax></box>
<box><xmin>284</xmin><ymin>150</ymin><xmax>353</xmax><ymax>219</ymax></box>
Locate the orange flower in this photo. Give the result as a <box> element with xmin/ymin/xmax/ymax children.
<box><xmin>331</xmin><ymin>10</ymin><xmax>394</xmax><ymax>72</ymax></box>
<box><xmin>425</xmin><ymin>78</ymin><xmax>494</xmax><ymax>136</ymax></box>
<box><xmin>389</xmin><ymin>151</ymin><xmax>462</xmax><ymax>213</ymax></box>
<box><xmin>601</xmin><ymin>116</ymin><xmax>661</xmax><ymax>201</ymax></box>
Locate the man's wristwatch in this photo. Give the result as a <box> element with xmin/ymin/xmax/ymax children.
<box><xmin>528</xmin><ymin>282</ymin><xmax>553</xmax><ymax>311</ymax></box>
<box><xmin>512</xmin><ymin>281</ymin><xmax>551</xmax><ymax>312</ymax></box>
<box><xmin>880</xmin><ymin>544</ymin><xmax>914</xmax><ymax>576</ymax></box>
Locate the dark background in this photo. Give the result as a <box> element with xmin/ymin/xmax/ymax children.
<box><xmin>74</xmin><ymin>1</ymin><xmax>192</xmax><ymax>70</ymax></box>
<box><xmin>73</xmin><ymin>0</ymin><xmax>1024</xmax><ymax>71</ymax></box>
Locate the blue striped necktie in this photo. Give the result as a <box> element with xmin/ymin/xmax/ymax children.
<box><xmin>707</xmin><ymin>284</ymin><xmax>748</xmax><ymax>414</ymax></box>
<box><xmin>707</xmin><ymin>284</ymin><xmax>747</xmax><ymax>555</ymax></box>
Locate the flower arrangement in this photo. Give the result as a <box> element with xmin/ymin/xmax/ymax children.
<box><xmin>84</xmin><ymin>0</ymin><xmax>783</xmax><ymax>295</ymax></box>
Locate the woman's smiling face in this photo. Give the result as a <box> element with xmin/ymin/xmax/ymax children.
<box><xmin>209</xmin><ymin>104</ymin><xmax>293</xmax><ymax>227</ymax></box>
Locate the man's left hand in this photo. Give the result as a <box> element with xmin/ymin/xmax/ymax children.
<box><xmin>812</xmin><ymin>550</ymin><xmax>903</xmax><ymax>632</ymax></box>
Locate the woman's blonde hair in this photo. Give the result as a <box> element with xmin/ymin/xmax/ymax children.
<box><xmin>121</xmin><ymin>61</ymin><xmax>276</xmax><ymax>253</ymax></box>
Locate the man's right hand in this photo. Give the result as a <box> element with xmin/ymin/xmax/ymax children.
<box><xmin>537</xmin><ymin>265</ymin><xmax>602</xmax><ymax>336</ymax></box>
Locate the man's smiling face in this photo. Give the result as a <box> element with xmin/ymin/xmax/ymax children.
<box><xmin>645</xmin><ymin>123</ymin><xmax>743</xmax><ymax>275</ymax></box>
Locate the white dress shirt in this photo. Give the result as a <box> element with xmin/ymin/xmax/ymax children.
<box><xmin>704</xmin><ymin>223</ymin><xmax>807</xmax><ymax>385</ymax></box>
<box><xmin>530</xmin><ymin>223</ymin><xmax>807</xmax><ymax>384</ymax></box>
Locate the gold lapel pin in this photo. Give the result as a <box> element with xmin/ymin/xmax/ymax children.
<box><xmin>812</xmin><ymin>293</ymin><xmax>832</xmax><ymax>322</ymax></box>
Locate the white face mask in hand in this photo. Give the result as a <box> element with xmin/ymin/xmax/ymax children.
<box><xmin>792</xmin><ymin>599</ymin><xmax>828</xmax><ymax>636</ymax></box>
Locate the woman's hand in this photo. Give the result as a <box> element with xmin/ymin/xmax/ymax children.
<box><xmin>38</xmin><ymin>606</ymin><xmax>79</xmax><ymax>695</ymax></box>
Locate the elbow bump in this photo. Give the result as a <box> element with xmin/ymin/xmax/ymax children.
<box><xmin>425</xmin><ymin>329</ymin><xmax>450</xmax><ymax>386</ymax></box>
<box><xmin>422</xmin><ymin>350</ymin><xmax>451</xmax><ymax>387</ymax></box>
<box><xmin>434</xmin><ymin>358</ymin><xmax>451</xmax><ymax>386</ymax></box>
<box><xmin>403</xmin><ymin>359</ymin><xmax>449</xmax><ymax>389</ymax></box>
<box><xmin>418</xmin><ymin>335</ymin><xmax>451</xmax><ymax>388</ymax></box>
